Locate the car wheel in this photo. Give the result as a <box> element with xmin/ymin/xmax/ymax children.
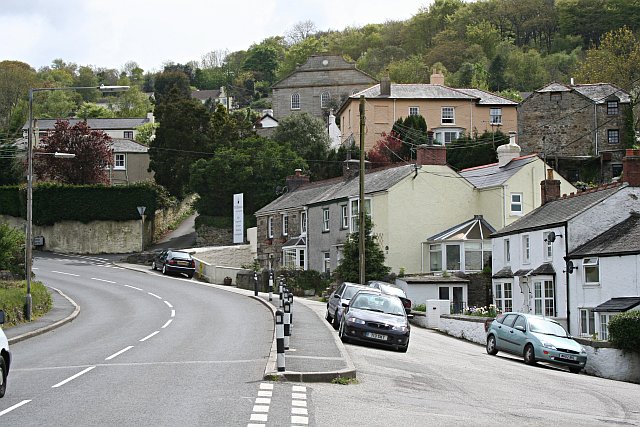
<box><xmin>569</xmin><ymin>367</ymin><xmax>582</xmax><ymax>374</ymax></box>
<box><xmin>187</xmin><ymin>273</ymin><xmax>194</xmax><ymax>279</ymax></box>
<box><xmin>332</xmin><ymin>310</ymin><xmax>340</xmax><ymax>330</ymax></box>
<box><xmin>325</xmin><ymin>308</ymin><xmax>332</xmax><ymax>323</ymax></box>
<box><xmin>0</xmin><ymin>358</ymin><xmax>7</xmax><ymax>398</ymax></box>
<box><xmin>338</xmin><ymin>320</ymin><xmax>350</xmax><ymax>343</ymax></box>
<box><xmin>151</xmin><ymin>261</ymin><xmax>156</xmax><ymax>271</ymax></box>
<box><xmin>486</xmin><ymin>335</ymin><xmax>498</xmax><ymax>355</ymax></box>
<box><xmin>162</xmin><ymin>264</ymin><xmax>167</xmax><ymax>275</ymax></box>
<box><xmin>524</xmin><ymin>344</ymin><xmax>536</xmax><ymax>365</ymax></box>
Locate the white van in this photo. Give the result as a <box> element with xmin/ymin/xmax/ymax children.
<box><xmin>0</xmin><ymin>310</ymin><xmax>10</xmax><ymax>398</ymax></box>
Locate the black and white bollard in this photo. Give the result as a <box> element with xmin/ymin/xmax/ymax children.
<box><xmin>275</xmin><ymin>309</ymin><xmax>285</xmax><ymax>372</ymax></box>
<box><xmin>287</xmin><ymin>292</ymin><xmax>294</xmax><ymax>327</ymax></box>
<box><xmin>254</xmin><ymin>272</ymin><xmax>258</xmax><ymax>296</ymax></box>
<box><xmin>283</xmin><ymin>299</ymin><xmax>291</xmax><ymax>350</ymax></box>
<box><xmin>279</xmin><ymin>279</ymin><xmax>284</xmax><ymax>308</ymax></box>
<box><xmin>268</xmin><ymin>271</ymin><xmax>274</xmax><ymax>301</ymax></box>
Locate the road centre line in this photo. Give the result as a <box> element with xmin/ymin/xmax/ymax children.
<box><xmin>52</xmin><ymin>366</ymin><xmax>96</xmax><ymax>388</ymax></box>
<box><xmin>162</xmin><ymin>319</ymin><xmax>173</xmax><ymax>328</ymax></box>
<box><xmin>140</xmin><ymin>331</ymin><xmax>160</xmax><ymax>342</ymax></box>
<box><xmin>171</xmin><ymin>309</ymin><xmax>175</xmax><ymax>317</ymax></box>
<box><xmin>124</xmin><ymin>285</ymin><xmax>142</xmax><ymax>291</ymax></box>
<box><xmin>51</xmin><ymin>270</ymin><xmax>79</xmax><ymax>277</ymax></box>
<box><xmin>91</xmin><ymin>277</ymin><xmax>116</xmax><ymax>284</ymax></box>
<box><xmin>105</xmin><ymin>346</ymin><xmax>134</xmax><ymax>361</ymax></box>
<box><xmin>147</xmin><ymin>292</ymin><xmax>162</xmax><ymax>299</ymax></box>
<box><xmin>164</xmin><ymin>300</ymin><xmax>173</xmax><ymax>308</ymax></box>
<box><xmin>0</xmin><ymin>400</ymin><xmax>31</xmax><ymax>417</ymax></box>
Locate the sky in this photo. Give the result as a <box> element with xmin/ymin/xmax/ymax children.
<box><xmin>1</xmin><ymin>0</ymin><xmax>430</xmax><ymax>73</ymax></box>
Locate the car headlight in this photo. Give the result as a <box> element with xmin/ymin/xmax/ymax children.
<box><xmin>580</xmin><ymin>346</ymin><xmax>587</xmax><ymax>355</ymax></box>
<box><xmin>541</xmin><ymin>342</ymin><xmax>557</xmax><ymax>350</ymax></box>
<box><xmin>346</xmin><ymin>316</ymin><xmax>365</xmax><ymax>325</ymax></box>
<box><xmin>392</xmin><ymin>325</ymin><xmax>408</xmax><ymax>332</ymax></box>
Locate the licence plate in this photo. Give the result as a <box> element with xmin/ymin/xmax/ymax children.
<box><xmin>365</xmin><ymin>332</ymin><xmax>388</xmax><ymax>341</ymax></box>
<box><xmin>558</xmin><ymin>353</ymin><xmax>577</xmax><ymax>361</ymax></box>
<box><xmin>177</xmin><ymin>261</ymin><xmax>188</xmax><ymax>266</ymax></box>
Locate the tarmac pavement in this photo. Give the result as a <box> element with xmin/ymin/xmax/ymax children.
<box><xmin>2</xmin><ymin>260</ymin><xmax>356</xmax><ymax>383</ymax></box>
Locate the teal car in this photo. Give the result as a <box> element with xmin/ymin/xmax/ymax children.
<box><xmin>486</xmin><ymin>312</ymin><xmax>587</xmax><ymax>374</ymax></box>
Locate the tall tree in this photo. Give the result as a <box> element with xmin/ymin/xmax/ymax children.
<box><xmin>0</xmin><ymin>61</ymin><xmax>37</xmax><ymax>131</ymax></box>
<box><xmin>33</xmin><ymin>120</ymin><xmax>113</xmax><ymax>184</ymax></box>
<box><xmin>154</xmin><ymin>70</ymin><xmax>191</xmax><ymax>104</ymax></box>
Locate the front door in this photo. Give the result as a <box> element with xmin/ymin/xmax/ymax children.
<box><xmin>452</xmin><ymin>286</ymin><xmax>463</xmax><ymax>314</ymax></box>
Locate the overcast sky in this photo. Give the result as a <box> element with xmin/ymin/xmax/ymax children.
<box><xmin>1</xmin><ymin>0</ymin><xmax>430</xmax><ymax>72</ymax></box>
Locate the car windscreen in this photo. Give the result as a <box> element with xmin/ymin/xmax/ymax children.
<box><xmin>379</xmin><ymin>284</ymin><xmax>405</xmax><ymax>298</ymax></box>
<box><xmin>528</xmin><ymin>317</ymin><xmax>569</xmax><ymax>337</ymax></box>
<box><xmin>343</xmin><ymin>286</ymin><xmax>364</xmax><ymax>300</ymax></box>
<box><xmin>352</xmin><ymin>294</ymin><xmax>405</xmax><ymax>315</ymax></box>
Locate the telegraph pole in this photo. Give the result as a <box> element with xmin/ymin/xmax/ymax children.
<box><xmin>359</xmin><ymin>95</ymin><xmax>366</xmax><ymax>285</ymax></box>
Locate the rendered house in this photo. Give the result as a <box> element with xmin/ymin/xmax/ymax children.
<box><xmin>490</xmin><ymin>149</ymin><xmax>640</xmax><ymax>335</ymax></box>
<box><xmin>337</xmin><ymin>72</ymin><xmax>518</xmax><ymax>152</ymax></box>
<box><xmin>109</xmin><ymin>139</ymin><xmax>154</xmax><ymax>185</ymax></box>
<box><xmin>517</xmin><ymin>82</ymin><xmax>632</xmax><ymax>183</ymax></box>
<box><xmin>191</xmin><ymin>87</ymin><xmax>232</xmax><ymax>110</ymax></box>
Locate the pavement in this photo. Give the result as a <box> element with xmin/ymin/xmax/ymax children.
<box><xmin>3</xmin><ymin>260</ymin><xmax>356</xmax><ymax>383</ymax></box>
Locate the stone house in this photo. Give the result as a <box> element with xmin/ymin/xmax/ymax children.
<box><xmin>271</xmin><ymin>55</ymin><xmax>378</xmax><ymax>121</ymax></box>
<box><xmin>337</xmin><ymin>72</ymin><xmax>518</xmax><ymax>152</ymax></box>
<box><xmin>517</xmin><ymin>82</ymin><xmax>632</xmax><ymax>183</ymax></box>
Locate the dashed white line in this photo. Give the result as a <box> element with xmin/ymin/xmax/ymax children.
<box><xmin>162</xmin><ymin>319</ymin><xmax>173</xmax><ymax>329</ymax></box>
<box><xmin>105</xmin><ymin>346</ymin><xmax>134</xmax><ymax>361</ymax></box>
<box><xmin>171</xmin><ymin>309</ymin><xmax>175</xmax><ymax>317</ymax></box>
<box><xmin>257</xmin><ymin>390</ymin><xmax>272</xmax><ymax>397</ymax></box>
<box><xmin>260</xmin><ymin>383</ymin><xmax>273</xmax><ymax>390</ymax></box>
<box><xmin>52</xmin><ymin>366</ymin><xmax>95</xmax><ymax>388</ymax></box>
<box><xmin>147</xmin><ymin>292</ymin><xmax>162</xmax><ymax>299</ymax></box>
<box><xmin>291</xmin><ymin>415</ymin><xmax>309</xmax><ymax>425</ymax></box>
<box><xmin>291</xmin><ymin>385</ymin><xmax>308</xmax><ymax>426</ymax></box>
<box><xmin>292</xmin><ymin>392</ymin><xmax>306</xmax><ymax>399</ymax></box>
<box><xmin>249</xmin><ymin>414</ymin><xmax>267</xmax><ymax>422</ymax></box>
<box><xmin>292</xmin><ymin>400</ymin><xmax>307</xmax><ymax>407</ymax></box>
<box><xmin>51</xmin><ymin>270</ymin><xmax>79</xmax><ymax>277</ymax></box>
<box><xmin>292</xmin><ymin>407</ymin><xmax>308</xmax><ymax>415</ymax></box>
<box><xmin>164</xmin><ymin>300</ymin><xmax>173</xmax><ymax>308</ymax></box>
<box><xmin>91</xmin><ymin>277</ymin><xmax>116</xmax><ymax>284</ymax></box>
<box><xmin>0</xmin><ymin>400</ymin><xmax>31</xmax><ymax>416</ymax></box>
<box><xmin>124</xmin><ymin>285</ymin><xmax>142</xmax><ymax>291</ymax></box>
<box><xmin>252</xmin><ymin>405</ymin><xmax>269</xmax><ymax>413</ymax></box>
<box><xmin>140</xmin><ymin>331</ymin><xmax>160</xmax><ymax>342</ymax></box>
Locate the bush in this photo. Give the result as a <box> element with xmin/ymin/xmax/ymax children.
<box><xmin>277</xmin><ymin>268</ymin><xmax>331</xmax><ymax>296</ymax></box>
<box><xmin>608</xmin><ymin>310</ymin><xmax>640</xmax><ymax>352</ymax></box>
<box><xmin>0</xmin><ymin>280</ymin><xmax>52</xmax><ymax>325</ymax></box>
<box><xmin>413</xmin><ymin>304</ymin><xmax>426</xmax><ymax>312</ymax></box>
<box><xmin>464</xmin><ymin>305</ymin><xmax>498</xmax><ymax>317</ymax></box>
<box><xmin>0</xmin><ymin>222</ymin><xmax>24</xmax><ymax>276</ymax></box>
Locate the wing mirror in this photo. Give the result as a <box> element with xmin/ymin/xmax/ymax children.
<box><xmin>515</xmin><ymin>325</ymin><xmax>525</xmax><ymax>332</ymax></box>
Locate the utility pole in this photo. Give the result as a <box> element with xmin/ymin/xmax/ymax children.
<box><xmin>359</xmin><ymin>95</ymin><xmax>366</xmax><ymax>285</ymax></box>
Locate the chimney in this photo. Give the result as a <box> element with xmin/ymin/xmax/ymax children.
<box><xmin>541</xmin><ymin>169</ymin><xmax>561</xmax><ymax>204</ymax></box>
<box><xmin>496</xmin><ymin>132</ymin><xmax>521</xmax><ymax>167</ymax></box>
<box><xmin>430</xmin><ymin>70</ymin><xmax>445</xmax><ymax>86</ymax></box>
<box><xmin>416</xmin><ymin>144</ymin><xmax>447</xmax><ymax>166</ymax></box>
<box><xmin>285</xmin><ymin>168</ymin><xmax>309</xmax><ymax>191</ymax></box>
<box><xmin>147</xmin><ymin>112</ymin><xmax>155</xmax><ymax>124</ymax></box>
<box><xmin>623</xmin><ymin>149</ymin><xmax>640</xmax><ymax>187</ymax></box>
<box><xmin>380</xmin><ymin>75</ymin><xmax>391</xmax><ymax>97</ymax></box>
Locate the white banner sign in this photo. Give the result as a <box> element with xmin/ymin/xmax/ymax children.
<box><xmin>233</xmin><ymin>193</ymin><xmax>244</xmax><ymax>244</ymax></box>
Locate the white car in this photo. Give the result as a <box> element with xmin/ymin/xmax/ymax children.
<box><xmin>0</xmin><ymin>310</ymin><xmax>11</xmax><ymax>398</ymax></box>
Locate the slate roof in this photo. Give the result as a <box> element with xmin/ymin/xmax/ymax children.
<box><xmin>531</xmin><ymin>263</ymin><xmax>555</xmax><ymax>275</ymax></box>
<box><xmin>401</xmin><ymin>275</ymin><xmax>469</xmax><ymax>284</ymax></box>
<box><xmin>427</xmin><ymin>215</ymin><xmax>496</xmax><ymax>241</ymax></box>
<box><xmin>191</xmin><ymin>89</ymin><xmax>221</xmax><ymax>101</ymax></box>
<box><xmin>23</xmin><ymin>117</ymin><xmax>150</xmax><ymax>131</ymax></box>
<box><xmin>454</xmin><ymin>88</ymin><xmax>518</xmax><ymax>105</ymax></box>
<box><xmin>459</xmin><ymin>154</ymin><xmax>539</xmax><ymax>189</ymax></box>
<box><xmin>534</xmin><ymin>82</ymin><xmax>631</xmax><ymax>104</ymax></box>
<box><xmin>111</xmin><ymin>138</ymin><xmax>148</xmax><ymax>153</ymax></box>
<box><xmin>492</xmin><ymin>267</ymin><xmax>514</xmax><ymax>279</ymax></box>
<box><xmin>255</xmin><ymin>164</ymin><xmax>415</xmax><ymax>215</ymax></box>
<box><xmin>492</xmin><ymin>184</ymin><xmax>626</xmax><ymax>237</ymax></box>
<box><xmin>567</xmin><ymin>213</ymin><xmax>640</xmax><ymax>258</ymax></box>
<box><xmin>272</xmin><ymin>55</ymin><xmax>377</xmax><ymax>89</ymax></box>
<box><xmin>349</xmin><ymin>84</ymin><xmax>517</xmax><ymax>106</ymax></box>
<box><xmin>594</xmin><ymin>297</ymin><xmax>640</xmax><ymax>312</ymax></box>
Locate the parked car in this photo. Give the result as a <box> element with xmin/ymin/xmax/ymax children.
<box><xmin>152</xmin><ymin>249</ymin><xmax>196</xmax><ymax>278</ymax></box>
<box><xmin>326</xmin><ymin>282</ymin><xmax>368</xmax><ymax>329</ymax></box>
<box><xmin>486</xmin><ymin>312</ymin><xmax>587</xmax><ymax>374</ymax></box>
<box><xmin>338</xmin><ymin>289</ymin><xmax>411</xmax><ymax>352</ymax></box>
<box><xmin>0</xmin><ymin>310</ymin><xmax>11</xmax><ymax>398</ymax></box>
<box><xmin>367</xmin><ymin>281</ymin><xmax>412</xmax><ymax>313</ymax></box>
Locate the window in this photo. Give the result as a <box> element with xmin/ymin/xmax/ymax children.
<box><xmin>320</xmin><ymin>91</ymin><xmax>330</xmax><ymax>109</ymax></box>
<box><xmin>522</xmin><ymin>235</ymin><xmax>530</xmax><ymax>264</ymax></box>
<box><xmin>300</xmin><ymin>211</ymin><xmax>307</xmax><ymax>234</ymax></box>
<box><xmin>510</xmin><ymin>193</ymin><xmax>523</xmax><ymax>215</ymax></box>
<box><xmin>322</xmin><ymin>208</ymin><xmax>330</xmax><ymax>232</ymax></box>
<box><xmin>599</xmin><ymin>313</ymin><xmax>612</xmax><ymax>340</ymax></box>
<box><xmin>446</xmin><ymin>244</ymin><xmax>461</xmax><ymax>270</ymax></box>
<box><xmin>504</xmin><ymin>239</ymin><xmax>511</xmax><ymax>263</ymax></box>
<box><xmin>490</xmin><ymin>108</ymin><xmax>502</xmax><ymax>125</ymax></box>
<box><xmin>534</xmin><ymin>280</ymin><xmax>555</xmax><ymax>317</ymax></box>
<box><xmin>123</xmin><ymin>131</ymin><xmax>134</xmax><ymax>139</ymax></box>
<box><xmin>441</xmin><ymin>107</ymin><xmax>454</xmax><ymax>124</ymax></box>
<box><xmin>291</xmin><ymin>93</ymin><xmax>300</xmax><ymax>110</ymax></box>
<box><xmin>341</xmin><ymin>205</ymin><xmax>348</xmax><ymax>229</ymax></box>
<box><xmin>430</xmin><ymin>244</ymin><xmax>442</xmax><ymax>271</ymax></box>
<box><xmin>434</xmin><ymin>130</ymin><xmax>461</xmax><ymax>144</ymax></box>
<box><xmin>349</xmin><ymin>198</ymin><xmax>371</xmax><ymax>232</ymax></box>
<box><xmin>409</xmin><ymin>106</ymin><xmax>419</xmax><ymax>116</ymax></box>
<box><xmin>267</xmin><ymin>217</ymin><xmax>274</xmax><ymax>238</ymax></box>
<box><xmin>494</xmin><ymin>282</ymin><xmax>513</xmax><ymax>313</ymax></box>
<box><xmin>464</xmin><ymin>242</ymin><xmax>482</xmax><ymax>271</ymax></box>
<box><xmin>439</xmin><ymin>287</ymin><xmax>449</xmax><ymax>300</ymax></box>
<box><xmin>607</xmin><ymin>101</ymin><xmax>619</xmax><ymax>115</ymax></box>
<box><xmin>612</xmin><ymin>163</ymin><xmax>623</xmax><ymax>177</ymax></box>
<box><xmin>583</xmin><ymin>258</ymin><xmax>600</xmax><ymax>285</ymax></box>
<box><xmin>323</xmin><ymin>252</ymin><xmax>331</xmax><ymax>274</ymax></box>
<box><xmin>607</xmin><ymin>129</ymin><xmax>619</xmax><ymax>144</ymax></box>
<box><xmin>579</xmin><ymin>309</ymin><xmax>596</xmax><ymax>337</ymax></box>
<box><xmin>283</xmin><ymin>248</ymin><xmax>305</xmax><ymax>269</ymax></box>
<box><xmin>544</xmin><ymin>232</ymin><xmax>553</xmax><ymax>259</ymax></box>
<box><xmin>114</xmin><ymin>153</ymin><xmax>126</xmax><ymax>170</ymax></box>
<box><xmin>550</xmin><ymin>92</ymin><xmax>561</xmax><ymax>101</ymax></box>
<box><xmin>282</xmin><ymin>214</ymin><xmax>289</xmax><ymax>236</ymax></box>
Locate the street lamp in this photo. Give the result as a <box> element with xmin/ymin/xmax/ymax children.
<box><xmin>25</xmin><ymin>85</ymin><xmax>129</xmax><ymax>321</ymax></box>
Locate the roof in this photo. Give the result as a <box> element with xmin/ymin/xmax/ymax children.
<box><xmin>594</xmin><ymin>297</ymin><xmax>640</xmax><ymax>312</ymax></box>
<box><xmin>459</xmin><ymin>154</ymin><xmax>538</xmax><ymax>189</ymax></box>
<box><xmin>534</xmin><ymin>82</ymin><xmax>631</xmax><ymax>104</ymax></box>
<box><xmin>492</xmin><ymin>267</ymin><xmax>513</xmax><ymax>279</ymax></box>
<box><xmin>568</xmin><ymin>213</ymin><xmax>640</xmax><ymax>258</ymax></box>
<box><xmin>111</xmin><ymin>138</ymin><xmax>148</xmax><ymax>153</ymax></box>
<box><xmin>255</xmin><ymin>164</ymin><xmax>415</xmax><ymax>215</ymax></box>
<box><xmin>428</xmin><ymin>215</ymin><xmax>496</xmax><ymax>241</ymax></box>
<box><xmin>351</xmin><ymin>84</ymin><xmax>517</xmax><ymax>105</ymax></box>
<box><xmin>531</xmin><ymin>263</ymin><xmax>555</xmax><ymax>275</ymax></box>
<box><xmin>272</xmin><ymin>55</ymin><xmax>377</xmax><ymax>89</ymax></box>
<box><xmin>492</xmin><ymin>184</ymin><xmax>626</xmax><ymax>237</ymax></box>
<box><xmin>454</xmin><ymin>88</ymin><xmax>518</xmax><ymax>105</ymax></box>
<box><xmin>191</xmin><ymin>89</ymin><xmax>221</xmax><ymax>101</ymax></box>
<box><xmin>23</xmin><ymin>117</ymin><xmax>150</xmax><ymax>131</ymax></box>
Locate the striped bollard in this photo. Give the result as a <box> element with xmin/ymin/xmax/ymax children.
<box><xmin>268</xmin><ymin>271</ymin><xmax>273</xmax><ymax>301</ymax></box>
<box><xmin>279</xmin><ymin>279</ymin><xmax>284</xmax><ymax>308</ymax></box>
<box><xmin>275</xmin><ymin>310</ymin><xmax>285</xmax><ymax>372</ymax></box>
<box><xmin>253</xmin><ymin>272</ymin><xmax>258</xmax><ymax>296</ymax></box>
<box><xmin>283</xmin><ymin>299</ymin><xmax>291</xmax><ymax>350</ymax></box>
<box><xmin>287</xmin><ymin>292</ymin><xmax>294</xmax><ymax>328</ymax></box>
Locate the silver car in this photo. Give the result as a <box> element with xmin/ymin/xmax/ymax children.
<box><xmin>325</xmin><ymin>282</ymin><xmax>368</xmax><ymax>330</ymax></box>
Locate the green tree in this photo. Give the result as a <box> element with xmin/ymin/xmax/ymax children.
<box><xmin>76</xmin><ymin>103</ymin><xmax>115</xmax><ymax>119</ymax></box>
<box><xmin>73</xmin><ymin>66</ymin><xmax>100</xmax><ymax>102</ymax></box>
<box><xmin>0</xmin><ymin>222</ymin><xmax>24</xmax><ymax>276</ymax></box>
<box><xmin>243</xmin><ymin>42</ymin><xmax>283</xmax><ymax>84</ymax></box>
<box><xmin>113</xmin><ymin>86</ymin><xmax>152</xmax><ymax>117</ymax></box>
<box><xmin>446</xmin><ymin>131</ymin><xmax>502</xmax><ymax>170</ymax></box>
<box><xmin>0</xmin><ymin>143</ymin><xmax>22</xmax><ymax>185</ymax></box>
<box><xmin>387</xmin><ymin>55</ymin><xmax>430</xmax><ymax>83</ymax></box>
<box><xmin>135</xmin><ymin>122</ymin><xmax>159</xmax><ymax>145</ymax></box>
<box><xmin>154</xmin><ymin>71</ymin><xmax>191</xmax><ymax>104</ymax></box>
<box><xmin>334</xmin><ymin>215</ymin><xmax>391</xmax><ymax>283</ymax></box>
<box><xmin>0</xmin><ymin>60</ymin><xmax>37</xmax><ymax>131</ymax></box>
<box><xmin>278</xmin><ymin>37</ymin><xmax>327</xmax><ymax>80</ymax></box>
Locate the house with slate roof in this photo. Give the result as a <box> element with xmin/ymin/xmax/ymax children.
<box><xmin>337</xmin><ymin>72</ymin><xmax>518</xmax><ymax>152</ymax></box>
<box><xmin>191</xmin><ymin>87</ymin><xmax>232</xmax><ymax>110</ymax></box>
<box><xmin>490</xmin><ymin>149</ymin><xmax>640</xmax><ymax>335</ymax></box>
<box><xmin>517</xmin><ymin>82</ymin><xmax>632</xmax><ymax>183</ymax></box>
<box><xmin>109</xmin><ymin>139</ymin><xmax>154</xmax><ymax>185</ymax></box>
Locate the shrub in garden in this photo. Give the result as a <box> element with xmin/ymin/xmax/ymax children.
<box><xmin>608</xmin><ymin>311</ymin><xmax>640</xmax><ymax>352</ymax></box>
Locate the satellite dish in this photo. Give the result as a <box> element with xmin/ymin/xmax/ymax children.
<box><xmin>566</xmin><ymin>260</ymin><xmax>574</xmax><ymax>274</ymax></box>
<box><xmin>547</xmin><ymin>231</ymin><xmax>556</xmax><ymax>242</ymax></box>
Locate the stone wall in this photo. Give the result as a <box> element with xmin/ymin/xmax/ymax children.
<box><xmin>195</xmin><ymin>226</ymin><xmax>234</xmax><ymax>246</ymax></box>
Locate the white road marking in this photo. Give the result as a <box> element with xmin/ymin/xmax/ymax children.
<box><xmin>105</xmin><ymin>346</ymin><xmax>134</xmax><ymax>360</ymax></box>
<box><xmin>162</xmin><ymin>319</ymin><xmax>173</xmax><ymax>328</ymax></box>
<box><xmin>255</xmin><ymin>397</ymin><xmax>271</xmax><ymax>405</ymax></box>
<box><xmin>292</xmin><ymin>407</ymin><xmax>308</xmax><ymax>415</ymax></box>
<box><xmin>140</xmin><ymin>331</ymin><xmax>160</xmax><ymax>342</ymax></box>
<box><xmin>0</xmin><ymin>400</ymin><xmax>31</xmax><ymax>416</ymax></box>
<box><xmin>171</xmin><ymin>309</ymin><xmax>175</xmax><ymax>317</ymax></box>
<box><xmin>147</xmin><ymin>292</ymin><xmax>162</xmax><ymax>299</ymax></box>
<box><xmin>292</xmin><ymin>400</ymin><xmax>307</xmax><ymax>407</ymax></box>
<box><xmin>91</xmin><ymin>277</ymin><xmax>116</xmax><ymax>284</ymax></box>
<box><xmin>247</xmin><ymin>424</ymin><xmax>265</xmax><ymax>427</ymax></box>
<box><xmin>257</xmin><ymin>390</ymin><xmax>272</xmax><ymax>397</ymax></box>
<box><xmin>250</xmin><ymin>414</ymin><xmax>267</xmax><ymax>422</ymax></box>
<box><xmin>292</xmin><ymin>386</ymin><xmax>306</xmax><ymax>392</ymax></box>
<box><xmin>292</xmin><ymin>392</ymin><xmax>306</xmax><ymax>399</ymax></box>
<box><xmin>291</xmin><ymin>415</ymin><xmax>309</xmax><ymax>425</ymax></box>
<box><xmin>252</xmin><ymin>405</ymin><xmax>269</xmax><ymax>413</ymax></box>
<box><xmin>259</xmin><ymin>383</ymin><xmax>273</xmax><ymax>390</ymax></box>
<box><xmin>124</xmin><ymin>285</ymin><xmax>142</xmax><ymax>291</ymax></box>
<box><xmin>52</xmin><ymin>366</ymin><xmax>96</xmax><ymax>388</ymax></box>
<box><xmin>51</xmin><ymin>270</ymin><xmax>79</xmax><ymax>277</ymax></box>
<box><xmin>164</xmin><ymin>300</ymin><xmax>173</xmax><ymax>308</ymax></box>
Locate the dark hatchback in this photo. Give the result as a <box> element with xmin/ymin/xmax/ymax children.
<box><xmin>338</xmin><ymin>290</ymin><xmax>410</xmax><ymax>352</ymax></box>
<box><xmin>152</xmin><ymin>249</ymin><xmax>196</xmax><ymax>278</ymax></box>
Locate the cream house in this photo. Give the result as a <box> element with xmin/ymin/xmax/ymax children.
<box><xmin>337</xmin><ymin>73</ymin><xmax>518</xmax><ymax>152</ymax></box>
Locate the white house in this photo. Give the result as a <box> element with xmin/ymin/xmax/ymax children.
<box><xmin>490</xmin><ymin>149</ymin><xmax>640</xmax><ymax>335</ymax></box>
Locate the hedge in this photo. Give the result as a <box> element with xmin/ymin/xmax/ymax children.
<box><xmin>608</xmin><ymin>310</ymin><xmax>640</xmax><ymax>352</ymax></box>
<box><xmin>0</xmin><ymin>182</ymin><xmax>175</xmax><ymax>225</ymax></box>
